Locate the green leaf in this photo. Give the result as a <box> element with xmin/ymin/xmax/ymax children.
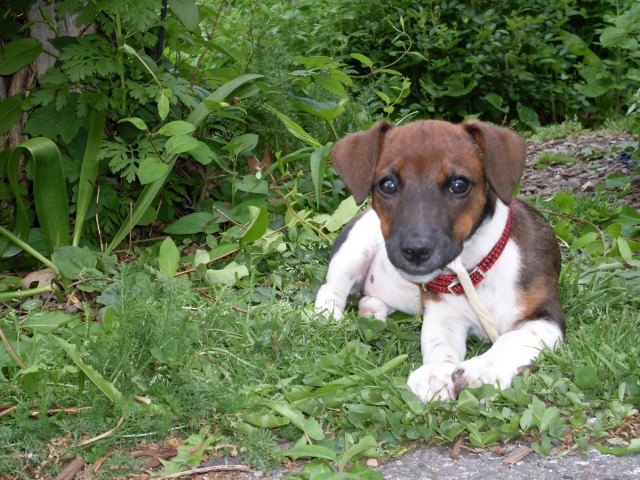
<box><xmin>552</xmin><ymin>193</ymin><xmax>576</xmax><ymax>214</ymax></box>
<box><xmin>73</xmin><ymin>109</ymin><xmax>106</xmax><ymax>246</ymax></box>
<box><xmin>164</xmin><ymin>212</ymin><xmax>216</xmax><ymax>235</ymax></box>
<box><xmin>137</xmin><ymin>156</ymin><xmax>170</xmax><ymax>184</ymax></box>
<box><xmin>53</xmin><ymin>246</ymin><xmax>99</xmax><ymax>280</ymax></box>
<box><xmin>570</xmin><ymin>232</ymin><xmax>599</xmax><ymax>250</ymax></box>
<box><xmin>617</xmin><ymin>237</ymin><xmax>633</xmax><ymax>263</ymax></box>
<box><xmin>170</xmin><ymin>0</ymin><xmax>200</xmax><ymax>31</ymax></box>
<box><xmin>107</xmin><ymin>74</ymin><xmax>263</xmax><ymax>254</ymax></box>
<box><xmin>165</xmin><ymin>135</ymin><xmax>200</xmax><ymax>155</ymax></box>
<box><xmin>9</xmin><ymin>138</ymin><xmax>70</xmax><ymax>254</ymax></box>
<box><xmin>267</xmin><ymin>106</ymin><xmax>322</xmax><ymax>148</ymax></box>
<box><xmin>350</xmin><ymin>53</ymin><xmax>373</xmax><ymax>68</ymax></box>
<box><xmin>158</xmin><ymin>237</ymin><xmax>180</xmax><ymax>277</ymax></box>
<box><xmin>119</xmin><ymin>117</ymin><xmax>148</xmax><ymax>131</ymax></box>
<box><xmin>600</xmin><ymin>27</ymin><xmax>628</xmax><ymax>48</ymax></box>
<box><xmin>0</xmin><ymin>95</ymin><xmax>23</xmax><ymax>136</ymax></box>
<box><xmin>538</xmin><ymin>406</ymin><xmax>562</xmax><ymax>433</ymax></box>
<box><xmin>158</xmin><ymin>92</ymin><xmax>170</xmax><ymax>120</ymax></box>
<box><xmin>206</xmin><ymin>262</ymin><xmax>249</xmax><ymax>286</ymax></box>
<box><xmin>0</xmin><ymin>38</ymin><xmax>43</xmax><ymax>75</ymax></box>
<box><xmin>456</xmin><ymin>389</ymin><xmax>480</xmax><ymax>415</ymax></box>
<box><xmin>53</xmin><ymin>336</ymin><xmax>122</xmax><ymax>403</ymax></box>
<box><xmin>337</xmin><ymin>435</ymin><xmax>378</xmax><ymax>471</ymax></box>
<box><xmin>158</xmin><ymin>120</ymin><xmax>196</xmax><ymax>136</ymax></box>
<box><xmin>21</xmin><ymin>311</ymin><xmax>76</xmax><ymax>334</ymax></box>
<box><xmin>283</xmin><ymin>445</ymin><xmax>337</xmax><ymax>462</ymax></box>
<box><xmin>241</xmin><ymin>412</ymin><xmax>291</xmax><ymax>428</ymax></box>
<box><xmin>268</xmin><ymin>402</ymin><xmax>325</xmax><ymax>440</ymax></box>
<box><xmin>324</xmin><ymin>196</ymin><xmax>360</xmax><ymax>232</ymax></box>
<box><xmin>312</xmin><ymin>73</ymin><xmax>347</xmax><ymax>98</ymax></box>
<box><xmin>241</xmin><ymin>206</ymin><xmax>269</xmax><ymax>243</ymax></box>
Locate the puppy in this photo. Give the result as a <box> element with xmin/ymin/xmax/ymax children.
<box><xmin>315</xmin><ymin>120</ymin><xmax>564</xmax><ymax>401</ymax></box>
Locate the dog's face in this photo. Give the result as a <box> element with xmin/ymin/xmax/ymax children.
<box><xmin>331</xmin><ymin>120</ymin><xmax>526</xmax><ymax>282</ymax></box>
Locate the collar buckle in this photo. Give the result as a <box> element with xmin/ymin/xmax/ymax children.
<box><xmin>447</xmin><ymin>266</ymin><xmax>485</xmax><ymax>295</ymax></box>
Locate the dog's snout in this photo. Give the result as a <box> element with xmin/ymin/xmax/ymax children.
<box><xmin>401</xmin><ymin>245</ymin><xmax>432</xmax><ymax>266</ymax></box>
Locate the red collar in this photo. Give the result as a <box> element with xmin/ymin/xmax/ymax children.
<box><xmin>419</xmin><ymin>208</ymin><xmax>513</xmax><ymax>295</ymax></box>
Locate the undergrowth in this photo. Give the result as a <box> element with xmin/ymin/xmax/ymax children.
<box><xmin>1</xmin><ymin>186</ymin><xmax>640</xmax><ymax>477</ymax></box>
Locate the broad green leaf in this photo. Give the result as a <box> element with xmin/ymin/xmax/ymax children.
<box><xmin>158</xmin><ymin>120</ymin><xmax>196</xmax><ymax>136</ymax></box>
<box><xmin>158</xmin><ymin>92</ymin><xmax>170</xmax><ymax>120</ymax></box>
<box><xmin>350</xmin><ymin>53</ymin><xmax>373</xmax><ymax>68</ymax></box>
<box><xmin>8</xmin><ymin>138</ymin><xmax>70</xmax><ymax>254</ymax></box>
<box><xmin>21</xmin><ymin>311</ymin><xmax>76</xmax><ymax>334</ymax></box>
<box><xmin>324</xmin><ymin>196</ymin><xmax>360</xmax><ymax>232</ymax></box>
<box><xmin>337</xmin><ymin>435</ymin><xmax>378</xmax><ymax>470</ymax></box>
<box><xmin>312</xmin><ymin>73</ymin><xmax>347</xmax><ymax>98</ymax></box>
<box><xmin>0</xmin><ymin>95</ymin><xmax>23</xmax><ymax>135</ymax></box>
<box><xmin>538</xmin><ymin>406</ymin><xmax>562</xmax><ymax>433</ymax></box>
<box><xmin>206</xmin><ymin>262</ymin><xmax>249</xmax><ymax>286</ymax></box>
<box><xmin>53</xmin><ymin>246</ymin><xmax>99</xmax><ymax>280</ymax></box>
<box><xmin>165</xmin><ymin>135</ymin><xmax>200</xmax><ymax>155</ymax></box>
<box><xmin>164</xmin><ymin>212</ymin><xmax>216</xmax><ymax>235</ymax></box>
<box><xmin>241</xmin><ymin>412</ymin><xmax>291</xmax><ymax>428</ymax></box>
<box><xmin>187</xmin><ymin>140</ymin><xmax>213</xmax><ymax>165</ymax></box>
<box><xmin>456</xmin><ymin>389</ymin><xmax>480</xmax><ymax>415</ymax></box>
<box><xmin>268</xmin><ymin>402</ymin><xmax>324</xmax><ymax>441</ymax></box>
<box><xmin>24</xmin><ymin>101</ymin><xmax>83</xmax><ymax>143</ymax></box>
<box><xmin>375</xmin><ymin>90</ymin><xmax>391</xmax><ymax>104</ymax></box>
<box><xmin>107</xmin><ymin>74</ymin><xmax>263</xmax><ymax>254</ymax></box>
<box><xmin>347</xmin><ymin>460</ymin><xmax>384</xmax><ymax>479</ymax></box>
<box><xmin>170</xmin><ymin>0</ymin><xmax>200</xmax><ymax>31</ymax></box>
<box><xmin>119</xmin><ymin>117</ymin><xmax>148</xmax><ymax>131</ymax></box>
<box><xmin>617</xmin><ymin>237</ymin><xmax>633</xmax><ymax>263</ymax></box>
<box><xmin>241</xmin><ymin>206</ymin><xmax>269</xmax><ymax>243</ymax></box>
<box><xmin>53</xmin><ymin>336</ymin><xmax>122</xmax><ymax>403</ymax></box>
<box><xmin>570</xmin><ymin>232</ymin><xmax>599</xmax><ymax>250</ymax></box>
<box><xmin>291</xmin><ymin>95</ymin><xmax>346</xmax><ymax>122</ymax></box>
<box><xmin>0</xmin><ymin>38</ymin><xmax>43</xmax><ymax>75</ymax></box>
<box><xmin>159</xmin><ymin>237</ymin><xmax>180</xmax><ymax>277</ymax></box>
<box><xmin>552</xmin><ymin>193</ymin><xmax>576</xmax><ymax>214</ymax></box>
<box><xmin>137</xmin><ymin>156</ymin><xmax>170</xmax><ymax>184</ymax></box>
<box><xmin>283</xmin><ymin>445</ymin><xmax>337</xmax><ymax>461</ymax></box>
<box><xmin>73</xmin><ymin>109</ymin><xmax>106</xmax><ymax>246</ymax></box>
<box><xmin>600</xmin><ymin>27</ymin><xmax>628</xmax><ymax>48</ymax></box>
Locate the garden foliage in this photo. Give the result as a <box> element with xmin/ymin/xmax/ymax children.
<box><xmin>0</xmin><ymin>0</ymin><xmax>639</xmax><ymax>477</ymax></box>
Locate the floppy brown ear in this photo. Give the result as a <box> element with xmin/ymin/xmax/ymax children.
<box><xmin>331</xmin><ymin>121</ymin><xmax>394</xmax><ymax>205</ymax></box>
<box><xmin>462</xmin><ymin>119</ymin><xmax>526</xmax><ymax>204</ymax></box>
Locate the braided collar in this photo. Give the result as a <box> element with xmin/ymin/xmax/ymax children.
<box><xmin>419</xmin><ymin>208</ymin><xmax>513</xmax><ymax>295</ymax></box>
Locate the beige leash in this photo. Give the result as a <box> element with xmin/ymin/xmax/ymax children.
<box><xmin>446</xmin><ymin>257</ymin><xmax>499</xmax><ymax>343</ymax></box>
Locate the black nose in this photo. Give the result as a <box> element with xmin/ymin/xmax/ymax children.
<box><xmin>401</xmin><ymin>246</ymin><xmax>432</xmax><ymax>265</ymax></box>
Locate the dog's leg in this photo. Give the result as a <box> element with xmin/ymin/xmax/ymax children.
<box><xmin>358</xmin><ymin>296</ymin><xmax>394</xmax><ymax>322</ymax></box>
<box><xmin>451</xmin><ymin>319</ymin><xmax>563</xmax><ymax>396</ymax></box>
<box><xmin>315</xmin><ymin>210</ymin><xmax>381</xmax><ymax>320</ymax></box>
<box><xmin>407</xmin><ymin>302</ymin><xmax>469</xmax><ymax>401</ymax></box>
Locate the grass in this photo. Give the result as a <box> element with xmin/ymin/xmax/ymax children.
<box><xmin>1</xmin><ymin>148</ymin><xmax>640</xmax><ymax>478</ymax></box>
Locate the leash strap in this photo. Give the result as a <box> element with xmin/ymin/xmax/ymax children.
<box><xmin>446</xmin><ymin>257</ymin><xmax>499</xmax><ymax>343</ymax></box>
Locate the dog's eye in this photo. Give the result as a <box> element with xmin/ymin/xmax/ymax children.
<box><xmin>378</xmin><ymin>177</ymin><xmax>398</xmax><ymax>195</ymax></box>
<box><xmin>449</xmin><ymin>177</ymin><xmax>471</xmax><ymax>196</ymax></box>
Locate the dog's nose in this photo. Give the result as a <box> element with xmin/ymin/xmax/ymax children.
<box><xmin>401</xmin><ymin>246</ymin><xmax>432</xmax><ymax>265</ymax></box>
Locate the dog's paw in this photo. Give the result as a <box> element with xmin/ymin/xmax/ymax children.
<box><xmin>451</xmin><ymin>356</ymin><xmax>516</xmax><ymax>396</ymax></box>
<box><xmin>357</xmin><ymin>296</ymin><xmax>389</xmax><ymax>322</ymax></box>
<box><xmin>407</xmin><ymin>363</ymin><xmax>457</xmax><ymax>402</ymax></box>
<box><xmin>314</xmin><ymin>301</ymin><xmax>344</xmax><ymax>320</ymax></box>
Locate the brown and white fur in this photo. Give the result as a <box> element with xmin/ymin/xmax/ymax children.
<box><xmin>315</xmin><ymin>119</ymin><xmax>565</xmax><ymax>402</ymax></box>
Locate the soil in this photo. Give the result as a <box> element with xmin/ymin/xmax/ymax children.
<box><xmin>521</xmin><ymin>131</ymin><xmax>640</xmax><ymax>210</ymax></box>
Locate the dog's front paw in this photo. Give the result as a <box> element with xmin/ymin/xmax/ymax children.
<box><xmin>407</xmin><ymin>363</ymin><xmax>457</xmax><ymax>402</ymax></box>
<box><xmin>314</xmin><ymin>299</ymin><xmax>344</xmax><ymax>320</ymax></box>
<box><xmin>451</xmin><ymin>356</ymin><xmax>517</xmax><ymax>396</ymax></box>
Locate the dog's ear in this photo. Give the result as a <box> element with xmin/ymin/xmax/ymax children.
<box><xmin>331</xmin><ymin>121</ymin><xmax>394</xmax><ymax>205</ymax></box>
<box><xmin>462</xmin><ymin>120</ymin><xmax>526</xmax><ymax>204</ymax></box>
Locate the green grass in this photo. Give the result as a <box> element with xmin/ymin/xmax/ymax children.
<box><xmin>1</xmin><ymin>182</ymin><xmax>640</xmax><ymax>478</ymax></box>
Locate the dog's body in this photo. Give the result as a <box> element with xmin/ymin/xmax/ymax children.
<box><xmin>315</xmin><ymin>119</ymin><xmax>565</xmax><ymax>401</ymax></box>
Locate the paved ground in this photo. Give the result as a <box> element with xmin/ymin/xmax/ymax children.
<box><xmin>372</xmin><ymin>444</ymin><xmax>640</xmax><ymax>480</ymax></box>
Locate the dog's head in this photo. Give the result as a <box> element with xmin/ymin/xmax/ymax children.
<box><xmin>331</xmin><ymin>119</ymin><xmax>526</xmax><ymax>281</ymax></box>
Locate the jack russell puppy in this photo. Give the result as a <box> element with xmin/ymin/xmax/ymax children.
<box><xmin>315</xmin><ymin>119</ymin><xmax>565</xmax><ymax>402</ymax></box>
